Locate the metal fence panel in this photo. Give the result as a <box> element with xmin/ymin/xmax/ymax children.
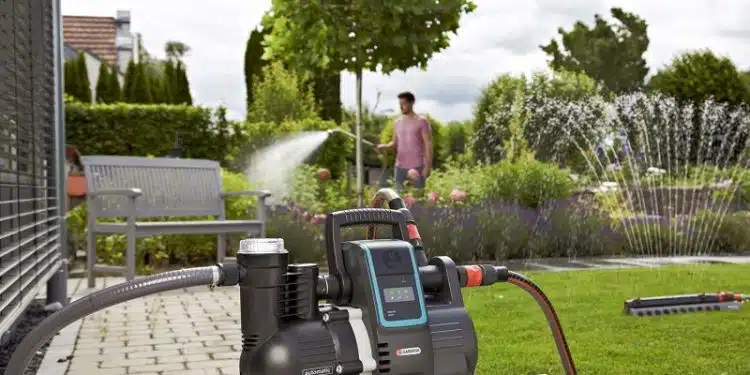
<box><xmin>0</xmin><ymin>0</ymin><xmax>63</xmax><ymax>336</ymax></box>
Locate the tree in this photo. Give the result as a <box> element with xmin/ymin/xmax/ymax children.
<box><xmin>312</xmin><ymin>71</ymin><xmax>342</xmax><ymax>123</ymax></box>
<box><xmin>95</xmin><ymin>63</ymin><xmax>110</xmax><ymax>103</ymax></box>
<box><xmin>540</xmin><ymin>7</ymin><xmax>649</xmax><ymax>94</ymax></box>
<box><xmin>172</xmin><ymin>61</ymin><xmax>193</xmax><ymax>105</ymax></box>
<box><xmin>244</xmin><ymin>27</ymin><xmax>271</xmax><ymax>110</ymax></box>
<box><xmin>648</xmin><ymin>50</ymin><xmax>749</xmax><ymax>106</ymax></box>
<box><xmin>263</xmin><ymin>0</ymin><xmax>477</xmax><ymax>204</ymax></box>
<box><xmin>165</xmin><ymin>41</ymin><xmax>190</xmax><ymax>60</ymax></box>
<box><xmin>123</xmin><ymin>60</ymin><xmax>136</xmax><ymax>101</ymax></box>
<box><xmin>125</xmin><ymin>63</ymin><xmax>153</xmax><ymax>103</ymax></box>
<box><xmin>647</xmin><ymin>50</ymin><xmax>750</xmax><ymax>164</ymax></box>
<box><xmin>163</xmin><ymin>60</ymin><xmax>176</xmax><ymax>103</ymax></box>
<box><xmin>73</xmin><ymin>52</ymin><xmax>92</xmax><ymax>103</ymax></box>
<box><xmin>106</xmin><ymin>66</ymin><xmax>122</xmax><ymax>102</ymax></box>
<box><xmin>247</xmin><ymin>61</ymin><xmax>319</xmax><ymax>124</ymax></box>
<box><xmin>64</xmin><ymin>59</ymin><xmax>82</xmax><ymax>101</ymax></box>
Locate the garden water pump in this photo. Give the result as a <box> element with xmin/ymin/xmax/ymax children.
<box><xmin>6</xmin><ymin>188</ymin><xmax>577</xmax><ymax>375</ymax></box>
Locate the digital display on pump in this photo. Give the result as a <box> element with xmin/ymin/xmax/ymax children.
<box><xmin>383</xmin><ymin>287</ymin><xmax>416</xmax><ymax>303</ymax></box>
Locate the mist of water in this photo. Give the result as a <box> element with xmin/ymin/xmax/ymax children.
<box><xmin>244</xmin><ymin>131</ymin><xmax>330</xmax><ymax>205</ymax></box>
<box><xmin>526</xmin><ymin>92</ymin><xmax>750</xmax><ymax>263</ymax></box>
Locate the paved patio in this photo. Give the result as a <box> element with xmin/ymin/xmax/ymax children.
<box><xmin>33</xmin><ymin>255</ymin><xmax>750</xmax><ymax>375</ymax></box>
<box><xmin>37</xmin><ymin>278</ymin><xmax>242</xmax><ymax>375</ymax></box>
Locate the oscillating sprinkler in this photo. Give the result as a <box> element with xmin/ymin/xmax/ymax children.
<box><xmin>624</xmin><ymin>292</ymin><xmax>750</xmax><ymax>316</ymax></box>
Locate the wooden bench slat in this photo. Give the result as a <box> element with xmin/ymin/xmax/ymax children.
<box><xmin>94</xmin><ymin>220</ymin><xmax>264</xmax><ymax>235</ymax></box>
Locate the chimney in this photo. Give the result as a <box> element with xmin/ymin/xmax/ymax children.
<box><xmin>115</xmin><ymin>10</ymin><xmax>134</xmax><ymax>74</ymax></box>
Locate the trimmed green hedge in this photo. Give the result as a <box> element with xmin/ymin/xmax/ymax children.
<box><xmin>66</xmin><ymin>102</ymin><xmax>243</xmax><ymax>166</ymax></box>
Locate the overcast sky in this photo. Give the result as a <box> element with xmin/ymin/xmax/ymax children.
<box><xmin>62</xmin><ymin>0</ymin><xmax>750</xmax><ymax>123</ymax></box>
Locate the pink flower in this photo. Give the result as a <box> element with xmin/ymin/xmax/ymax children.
<box><xmin>316</xmin><ymin>168</ymin><xmax>331</xmax><ymax>181</ymax></box>
<box><xmin>449</xmin><ymin>188</ymin><xmax>467</xmax><ymax>202</ymax></box>
<box><xmin>310</xmin><ymin>214</ymin><xmax>327</xmax><ymax>225</ymax></box>
<box><xmin>427</xmin><ymin>191</ymin><xmax>439</xmax><ymax>202</ymax></box>
<box><xmin>302</xmin><ymin>211</ymin><xmax>311</xmax><ymax>221</ymax></box>
<box><xmin>407</xmin><ymin>168</ymin><xmax>420</xmax><ymax>181</ymax></box>
<box><xmin>403</xmin><ymin>194</ymin><xmax>416</xmax><ymax>208</ymax></box>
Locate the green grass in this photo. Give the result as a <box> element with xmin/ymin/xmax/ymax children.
<box><xmin>465</xmin><ymin>265</ymin><xmax>750</xmax><ymax>375</ymax></box>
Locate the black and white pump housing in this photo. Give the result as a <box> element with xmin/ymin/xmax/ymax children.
<box><xmin>237</xmin><ymin>208</ymin><xmax>478</xmax><ymax>375</ymax></box>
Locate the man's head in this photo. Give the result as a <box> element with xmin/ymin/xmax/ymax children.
<box><xmin>398</xmin><ymin>91</ymin><xmax>416</xmax><ymax>115</ymax></box>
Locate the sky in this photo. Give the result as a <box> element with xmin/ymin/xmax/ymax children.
<box><xmin>62</xmin><ymin>0</ymin><xmax>750</xmax><ymax>123</ymax></box>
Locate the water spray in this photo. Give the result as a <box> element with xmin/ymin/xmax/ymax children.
<box><xmin>6</xmin><ymin>188</ymin><xmax>578</xmax><ymax>375</ymax></box>
<box><xmin>624</xmin><ymin>292</ymin><xmax>750</xmax><ymax>316</ymax></box>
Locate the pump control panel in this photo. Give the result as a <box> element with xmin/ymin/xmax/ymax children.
<box><xmin>363</xmin><ymin>242</ymin><xmax>427</xmax><ymax>327</ymax></box>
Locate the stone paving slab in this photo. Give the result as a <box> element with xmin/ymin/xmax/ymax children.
<box><xmin>32</xmin><ymin>255</ymin><xmax>750</xmax><ymax>375</ymax></box>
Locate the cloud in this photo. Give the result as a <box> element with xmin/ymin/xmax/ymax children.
<box><xmin>63</xmin><ymin>0</ymin><xmax>750</xmax><ymax>123</ymax></box>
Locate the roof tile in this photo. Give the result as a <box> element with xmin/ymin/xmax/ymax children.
<box><xmin>62</xmin><ymin>16</ymin><xmax>117</xmax><ymax>66</ymax></box>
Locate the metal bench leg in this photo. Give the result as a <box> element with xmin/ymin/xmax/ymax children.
<box><xmin>217</xmin><ymin>233</ymin><xmax>226</xmax><ymax>263</ymax></box>
<box><xmin>86</xmin><ymin>229</ymin><xmax>96</xmax><ymax>288</ymax></box>
<box><xmin>125</xmin><ymin>220</ymin><xmax>136</xmax><ymax>281</ymax></box>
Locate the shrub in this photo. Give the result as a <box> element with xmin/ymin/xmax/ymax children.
<box><xmin>66</xmin><ymin>169</ymin><xmax>260</xmax><ymax>272</ymax></box>
<box><xmin>247</xmin><ymin>61</ymin><xmax>319</xmax><ymax>123</ymax></box>
<box><xmin>66</xmin><ymin>102</ymin><xmax>244</xmax><ymax>166</ymax></box>
<box><xmin>426</xmin><ymin>158</ymin><xmax>574</xmax><ymax>208</ymax></box>
<box><xmin>378</xmin><ymin>114</ymin><xmax>445</xmax><ymax>168</ymax></box>
<box><xmin>486</xmin><ymin>157</ymin><xmax>575</xmax><ymax>207</ymax></box>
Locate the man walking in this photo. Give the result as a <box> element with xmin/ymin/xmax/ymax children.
<box><xmin>376</xmin><ymin>91</ymin><xmax>433</xmax><ymax>190</ymax></box>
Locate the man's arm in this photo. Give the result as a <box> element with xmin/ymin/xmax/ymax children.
<box><xmin>421</xmin><ymin>118</ymin><xmax>433</xmax><ymax>177</ymax></box>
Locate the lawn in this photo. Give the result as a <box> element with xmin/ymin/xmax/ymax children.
<box><xmin>465</xmin><ymin>264</ymin><xmax>750</xmax><ymax>375</ymax></box>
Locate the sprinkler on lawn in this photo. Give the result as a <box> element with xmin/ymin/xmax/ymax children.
<box><xmin>624</xmin><ymin>292</ymin><xmax>750</xmax><ymax>316</ymax></box>
<box><xmin>7</xmin><ymin>188</ymin><xmax>578</xmax><ymax>375</ymax></box>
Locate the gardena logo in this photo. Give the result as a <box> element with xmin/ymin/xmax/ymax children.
<box><xmin>301</xmin><ymin>365</ymin><xmax>334</xmax><ymax>375</ymax></box>
<box><xmin>395</xmin><ymin>347</ymin><xmax>422</xmax><ymax>356</ymax></box>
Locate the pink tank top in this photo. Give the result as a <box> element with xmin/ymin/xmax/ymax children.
<box><xmin>394</xmin><ymin>116</ymin><xmax>430</xmax><ymax>169</ymax></box>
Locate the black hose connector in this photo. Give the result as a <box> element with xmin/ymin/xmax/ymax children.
<box><xmin>217</xmin><ymin>262</ymin><xmax>241</xmax><ymax>286</ymax></box>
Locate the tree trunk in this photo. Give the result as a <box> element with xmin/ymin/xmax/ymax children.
<box><xmin>355</xmin><ymin>68</ymin><xmax>364</xmax><ymax>207</ymax></box>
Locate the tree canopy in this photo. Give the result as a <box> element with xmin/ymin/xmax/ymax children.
<box><xmin>648</xmin><ymin>50</ymin><xmax>750</xmax><ymax>106</ymax></box>
<box><xmin>540</xmin><ymin>7</ymin><xmax>649</xmax><ymax>94</ymax></box>
<box><xmin>261</xmin><ymin>1</ymin><xmax>477</xmax><ymax>75</ymax></box>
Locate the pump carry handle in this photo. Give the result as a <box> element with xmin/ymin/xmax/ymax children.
<box><xmin>324</xmin><ymin>208</ymin><xmax>409</xmax><ymax>304</ymax></box>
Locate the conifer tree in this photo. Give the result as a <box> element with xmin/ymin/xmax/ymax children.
<box><xmin>75</xmin><ymin>52</ymin><xmax>92</xmax><ymax>102</ymax></box>
<box><xmin>107</xmin><ymin>66</ymin><xmax>122</xmax><ymax>102</ymax></box>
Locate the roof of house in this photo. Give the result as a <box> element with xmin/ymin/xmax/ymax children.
<box><xmin>63</xmin><ymin>16</ymin><xmax>117</xmax><ymax>66</ymax></box>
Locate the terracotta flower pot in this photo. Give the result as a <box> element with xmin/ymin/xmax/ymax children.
<box><xmin>67</xmin><ymin>175</ymin><xmax>87</xmax><ymax>197</ymax></box>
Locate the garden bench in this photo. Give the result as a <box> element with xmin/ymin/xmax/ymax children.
<box><xmin>81</xmin><ymin>155</ymin><xmax>270</xmax><ymax>288</ymax></box>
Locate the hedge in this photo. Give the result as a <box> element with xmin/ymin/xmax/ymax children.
<box><xmin>65</xmin><ymin>102</ymin><xmax>243</xmax><ymax>166</ymax></box>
